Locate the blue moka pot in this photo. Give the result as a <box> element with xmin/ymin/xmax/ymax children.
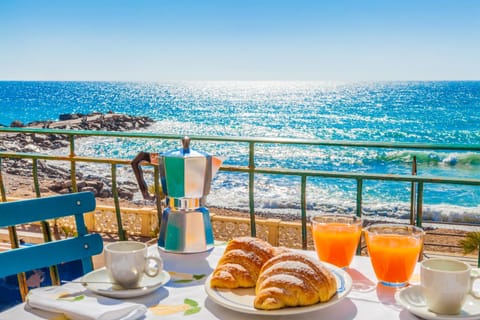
<box><xmin>132</xmin><ymin>137</ymin><xmax>223</xmax><ymax>253</ymax></box>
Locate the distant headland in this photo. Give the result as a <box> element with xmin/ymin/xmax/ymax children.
<box><xmin>5</xmin><ymin>111</ymin><xmax>154</xmax><ymax>131</ymax></box>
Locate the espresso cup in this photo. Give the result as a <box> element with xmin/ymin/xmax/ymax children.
<box><xmin>104</xmin><ymin>241</ymin><xmax>163</xmax><ymax>289</ymax></box>
<box><xmin>421</xmin><ymin>258</ymin><xmax>480</xmax><ymax>315</ymax></box>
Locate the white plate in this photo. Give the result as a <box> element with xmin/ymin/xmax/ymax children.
<box><xmin>204</xmin><ymin>263</ymin><xmax>353</xmax><ymax>315</ymax></box>
<box><xmin>395</xmin><ymin>285</ymin><xmax>480</xmax><ymax>320</ymax></box>
<box><xmin>82</xmin><ymin>268</ymin><xmax>171</xmax><ymax>299</ymax></box>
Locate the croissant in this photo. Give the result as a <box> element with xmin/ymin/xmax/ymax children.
<box><xmin>254</xmin><ymin>252</ymin><xmax>337</xmax><ymax>310</ymax></box>
<box><xmin>210</xmin><ymin>237</ymin><xmax>276</xmax><ymax>289</ymax></box>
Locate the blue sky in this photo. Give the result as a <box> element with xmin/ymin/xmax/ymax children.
<box><xmin>0</xmin><ymin>0</ymin><xmax>479</xmax><ymax>81</ymax></box>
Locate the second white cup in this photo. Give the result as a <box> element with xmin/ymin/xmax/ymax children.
<box><xmin>421</xmin><ymin>258</ymin><xmax>480</xmax><ymax>315</ymax></box>
<box><xmin>104</xmin><ymin>241</ymin><xmax>163</xmax><ymax>289</ymax></box>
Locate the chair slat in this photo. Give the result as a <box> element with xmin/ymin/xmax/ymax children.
<box><xmin>0</xmin><ymin>233</ymin><xmax>103</xmax><ymax>278</ymax></box>
<box><xmin>0</xmin><ymin>192</ymin><xmax>103</xmax><ymax>301</ymax></box>
<box><xmin>0</xmin><ymin>192</ymin><xmax>96</xmax><ymax>227</ymax></box>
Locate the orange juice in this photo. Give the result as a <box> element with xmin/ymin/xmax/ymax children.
<box><xmin>311</xmin><ymin>217</ymin><xmax>362</xmax><ymax>268</ymax></box>
<box><xmin>365</xmin><ymin>224</ymin><xmax>424</xmax><ymax>286</ymax></box>
<box><xmin>311</xmin><ymin>214</ymin><xmax>362</xmax><ymax>268</ymax></box>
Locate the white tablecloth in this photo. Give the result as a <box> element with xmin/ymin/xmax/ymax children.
<box><xmin>0</xmin><ymin>244</ymin><xmax>422</xmax><ymax>320</ymax></box>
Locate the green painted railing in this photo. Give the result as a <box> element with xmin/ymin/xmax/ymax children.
<box><xmin>1</xmin><ymin>127</ymin><xmax>480</xmax><ymax>265</ymax></box>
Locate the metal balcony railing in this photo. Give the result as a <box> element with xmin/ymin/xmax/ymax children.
<box><xmin>1</xmin><ymin>127</ymin><xmax>480</xmax><ymax>266</ymax></box>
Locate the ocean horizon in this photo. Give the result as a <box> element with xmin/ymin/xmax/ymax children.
<box><xmin>1</xmin><ymin>81</ymin><xmax>479</xmax><ymax>223</ymax></box>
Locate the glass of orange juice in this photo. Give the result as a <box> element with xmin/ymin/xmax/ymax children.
<box><xmin>311</xmin><ymin>214</ymin><xmax>362</xmax><ymax>268</ymax></box>
<box><xmin>364</xmin><ymin>223</ymin><xmax>424</xmax><ymax>287</ymax></box>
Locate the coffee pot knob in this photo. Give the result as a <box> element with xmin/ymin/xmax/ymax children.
<box><xmin>182</xmin><ymin>136</ymin><xmax>190</xmax><ymax>154</ymax></box>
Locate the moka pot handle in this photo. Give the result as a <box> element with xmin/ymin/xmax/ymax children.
<box><xmin>131</xmin><ymin>151</ymin><xmax>155</xmax><ymax>200</ymax></box>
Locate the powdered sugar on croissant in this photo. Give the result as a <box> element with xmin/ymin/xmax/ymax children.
<box><xmin>210</xmin><ymin>237</ymin><xmax>276</xmax><ymax>289</ymax></box>
<box><xmin>254</xmin><ymin>251</ymin><xmax>337</xmax><ymax>310</ymax></box>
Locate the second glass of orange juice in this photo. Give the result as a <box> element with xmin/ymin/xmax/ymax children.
<box><xmin>364</xmin><ymin>224</ymin><xmax>424</xmax><ymax>287</ymax></box>
<box><xmin>311</xmin><ymin>214</ymin><xmax>362</xmax><ymax>268</ymax></box>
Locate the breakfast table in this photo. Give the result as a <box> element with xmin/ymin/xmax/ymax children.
<box><xmin>0</xmin><ymin>243</ymin><xmax>476</xmax><ymax>320</ymax></box>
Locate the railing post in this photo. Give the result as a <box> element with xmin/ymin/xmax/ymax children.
<box><xmin>0</xmin><ymin>157</ymin><xmax>6</xmax><ymax>202</ymax></box>
<box><xmin>416</xmin><ymin>182</ymin><xmax>424</xmax><ymax>228</ymax></box>
<box><xmin>356</xmin><ymin>178</ymin><xmax>363</xmax><ymax>255</ymax></box>
<box><xmin>416</xmin><ymin>181</ymin><xmax>424</xmax><ymax>261</ymax></box>
<box><xmin>248</xmin><ymin>142</ymin><xmax>256</xmax><ymax>237</ymax></box>
<box><xmin>154</xmin><ymin>163</ymin><xmax>162</xmax><ymax>237</ymax></box>
<box><xmin>410</xmin><ymin>156</ymin><xmax>417</xmax><ymax>225</ymax></box>
<box><xmin>356</xmin><ymin>178</ymin><xmax>363</xmax><ymax>218</ymax></box>
<box><xmin>301</xmin><ymin>175</ymin><xmax>308</xmax><ymax>250</ymax></box>
<box><xmin>32</xmin><ymin>158</ymin><xmax>41</xmax><ymax>197</ymax></box>
<box><xmin>69</xmin><ymin>135</ymin><xmax>78</xmax><ymax>192</ymax></box>
<box><xmin>111</xmin><ymin>164</ymin><xmax>126</xmax><ymax>240</ymax></box>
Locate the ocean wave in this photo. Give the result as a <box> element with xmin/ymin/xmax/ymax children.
<box><xmin>208</xmin><ymin>185</ymin><xmax>480</xmax><ymax>225</ymax></box>
<box><xmin>68</xmin><ymin>133</ymin><xmax>480</xmax><ymax>173</ymax></box>
<box><xmin>375</xmin><ymin>151</ymin><xmax>480</xmax><ymax>167</ymax></box>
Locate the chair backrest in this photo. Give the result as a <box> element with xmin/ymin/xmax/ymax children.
<box><xmin>0</xmin><ymin>192</ymin><xmax>103</xmax><ymax>279</ymax></box>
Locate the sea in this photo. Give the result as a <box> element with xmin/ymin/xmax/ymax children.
<box><xmin>1</xmin><ymin>81</ymin><xmax>480</xmax><ymax>224</ymax></box>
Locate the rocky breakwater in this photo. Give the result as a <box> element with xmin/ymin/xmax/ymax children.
<box><xmin>1</xmin><ymin>112</ymin><xmax>155</xmax><ymax>200</ymax></box>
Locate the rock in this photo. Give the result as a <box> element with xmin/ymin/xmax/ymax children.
<box><xmin>79</xmin><ymin>186</ymin><xmax>98</xmax><ymax>195</ymax></box>
<box><xmin>32</xmin><ymin>134</ymin><xmax>47</xmax><ymax>143</ymax></box>
<box><xmin>59</xmin><ymin>113</ymin><xmax>80</xmax><ymax>121</ymax></box>
<box><xmin>10</xmin><ymin>120</ymin><xmax>24</xmax><ymax>127</ymax></box>
<box><xmin>40</xmin><ymin>140</ymin><xmax>53</xmax><ymax>148</ymax></box>
<box><xmin>23</xmin><ymin>144</ymin><xmax>43</xmax><ymax>153</ymax></box>
<box><xmin>58</xmin><ymin>188</ymin><xmax>71</xmax><ymax>194</ymax></box>
<box><xmin>76</xmin><ymin>181</ymin><xmax>87</xmax><ymax>189</ymax></box>
<box><xmin>98</xmin><ymin>189</ymin><xmax>112</xmax><ymax>198</ymax></box>
<box><xmin>118</xmin><ymin>189</ymin><xmax>134</xmax><ymax>200</ymax></box>
<box><xmin>47</xmin><ymin>184</ymin><xmax>60</xmax><ymax>192</ymax></box>
<box><xmin>85</xmin><ymin>179</ymin><xmax>104</xmax><ymax>190</ymax></box>
<box><xmin>1</xmin><ymin>112</ymin><xmax>154</xmax><ymax>201</ymax></box>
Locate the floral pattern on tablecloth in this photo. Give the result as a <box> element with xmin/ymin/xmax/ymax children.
<box><xmin>149</xmin><ymin>298</ymin><xmax>200</xmax><ymax>316</ymax></box>
<box><xmin>168</xmin><ymin>271</ymin><xmax>206</xmax><ymax>284</ymax></box>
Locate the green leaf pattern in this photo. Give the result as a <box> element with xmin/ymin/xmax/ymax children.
<box><xmin>184</xmin><ymin>299</ymin><xmax>201</xmax><ymax>315</ymax></box>
<box><xmin>56</xmin><ymin>294</ymin><xmax>85</xmax><ymax>302</ymax></box>
<box><xmin>171</xmin><ymin>273</ymin><xmax>206</xmax><ymax>284</ymax></box>
<box><xmin>184</xmin><ymin>306</ymin><xmax>201</xmax><ymax>315</ymax></box>
<box><xmin>149</xmin><ymin>298</ymin><xmax>202</xmax><ymax>316</ymax></box>
<box><xmin>184</xmin><ymin>298</ymin><xmax>198</xmax><ymax>307</ymax></box>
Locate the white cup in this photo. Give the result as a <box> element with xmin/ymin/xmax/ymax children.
<box><xmin>104</xmin><ymin>241</ymin><xmax>163</xmax><ymax>289</ymax></box>
<box><xmin>420</xmin><ymin>258</ymin><xmax>480</xmax><ymax>315</ymax></box>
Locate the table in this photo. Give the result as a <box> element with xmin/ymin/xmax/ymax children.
<box><xmin>0</xmin><ymin>244</ymin><xmax>423</xmax><ymax>320</ymax></box>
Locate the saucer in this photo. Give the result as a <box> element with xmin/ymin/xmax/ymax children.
<box><xmin>82</xmin><ymin>267</ymin><xmax>170</xmax><ymax>299</ymax></box>
<box><xmin>395</xmin><ymin>285</ymin><xmax>480</xmax><ymax>320</ymax></box>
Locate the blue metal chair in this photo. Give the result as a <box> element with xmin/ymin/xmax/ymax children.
<box><xmin>0</xmin><ymin>192</ymin><xmax>103</xmax><ymax>300</ymax></box>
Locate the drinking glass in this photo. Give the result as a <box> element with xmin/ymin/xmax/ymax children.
<box><xmin>364</xmin><ymin>223</ymin><xmax>424</xmax><ymax>287</ymax></box>
<box><xmin>311</xmin><ymin>214</ymin><xmax>362</xmax><ymax>268</ymax></box>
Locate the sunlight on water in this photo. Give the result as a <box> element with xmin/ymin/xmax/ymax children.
<box><xmin>1</xmin><ymin>81</ymin><xmax>480</xmax><ymax>222</ymax></box>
